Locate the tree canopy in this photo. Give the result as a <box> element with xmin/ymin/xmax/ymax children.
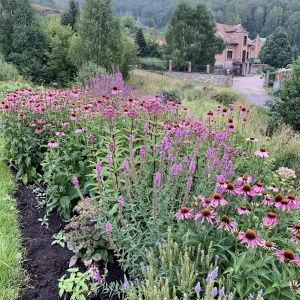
<box><xmin>165</xmin><ymin>1</ymin><xmax>224</xmax><ymax>69</ymax></box>
<box><xmin>259</xmin><ymin>26</ymin><xmax>291</xmax><ymax>69</ymax></box>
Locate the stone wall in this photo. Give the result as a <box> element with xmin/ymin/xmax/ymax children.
<box><xmin>161</xmin><ymin>71</ymin><xmax>233</xmax><ymax>87</ymax></box>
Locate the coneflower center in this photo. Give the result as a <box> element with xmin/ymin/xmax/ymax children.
<box><xmin>295</xmin><ymin>234</ymin><xmax>300</xmax><ymax>240</ymax></box>
<box><xmin>227</xmin><ymin>183</ymin><xmax>234</xmax><ymax>190</ymax></box>
<box><xmin>205</xmin><ymin>198</ymin><xmax>211</xmax><ymax>204</ymax></box>
<box><xmin>288</xmin><ymin>194</ymin><xmax>295</xmax><ymax>200</ymax></box>
<box><xmin>245</xmin><ymin>229</ymin><xmax>256</xmax><ymax>240</ymax></box>
<box><xmin>274</xmin><ymin>194</ymin><xmax>283</xmax><ymax>202</ymax></box>
<box><xmin>267</xmin><ymin>212</ymin><xmax>276</xmax><ymax>218</ymax></box>
<box><xmin>265</xmin><ymin>241</ymin><xmax>273</xmax><ymax>248</ymax></box>
<box><xmin>180</xmin><ymin>206</ymin><xmax>189</xmax><ymax>213</ymax></box>
<box><xmin>256</xmin><ymin>182</ymin><xmax>263</xmax><ymax>187</ymax></box>
<box><xmin>242</xmin><ymin>175</ymin><xmax>248</xmax><ymax>181</ymax></box>
<box><xmin>295</xmin><ymin>224</ymin><xmax>300</xmax><ymax>230</ymax></box>
<box><xmin>242</xmin><ymin>184</ymin><xmax>251</xmax><ymax>192</ymax></box>
<box><xmin>213</xmin><ymin>193</ymin><xmax>222</xmax><ymax>200</ymax></box>
<box><xmin>112</xmin><ymin>86</ymin><xmax>118</xmax><ymax>91</ymax></box>
<box><xmin>281</xmin><ymin>199</ymin><xmax>289</xmax><ymax>205</ymax></box>
<box><xmin>240</xmin><ymin>205</ymin><xmax>247</xmax><ymax>210</ymax></box>
<box><xmin>260</xmin><ymin>148</ymin><xmax>266</xmax><ymax>152</ymax></box>
<box><xmin>284</xmin><ymin>250</ymin><xmax>295</xmax><ymax>260</ymax></box>
<box><xmin>201</xmin><ymin>209</ymin><xmax>211</xmax><ymax>216</ymax></box>
<box><xmin>50</xmin><ymin>139</ymin><xmax>56</xmax><ymax>143</ymax></box>
<box><xmin>220</xmin><ymin>215</ymin><xmax>230</xmax><ymax>223</ymax></box>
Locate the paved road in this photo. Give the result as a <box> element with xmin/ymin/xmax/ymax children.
<box><xmin>232</xmin><ymin>75</ymin><xmax>270</xmax><ymax>107</ymax></box>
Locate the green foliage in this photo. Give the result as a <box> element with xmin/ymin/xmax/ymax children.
<box><xmin>69</xmin><ymin>0</ymin><xmax>124</xmax><ymax>71</ymax></box>
<box><xmin>259</xmin><ymin>27</ymin><xmax>292</xmax><ymax>69</ymax></box>
<box><xmin>42</xmin><ymin>16</ymin><xmax>76</xmax><ymax>86</ymax></box>
<box><xmin>139</xmin><ymin>58</ymin><xmax>167</xmax><ymax>71</ymax></box>
<box><xmin>61</xmin><ymin>0</ymin><xmax>79</xmax><ymax>30</ymax></box>
<box><xmin>0</xmin><ymin>55</ymin><xmax>23</xmax><ymax>82</ymax></box>
<box><xmin>0</xmin><ymin>0</ymin><xmax>48</xmax><ymax>82</ymax></box>
<box><xmin>135</xmin><ymin>28</ymin><xmax>148</xmax><ymax>57</ymax></box>
<box><xmin>267</xmin><ymin>57</ymin><xmax>300</xmax><ymax>132</ymax></box>
<box><xmin>165</xmin><ymin>1</ymin><xmax>225</xmax><ymax>69</ymax></box>
<box><xmin>119</xmin><ymin>38</ymin><xmax>138</xmax><ymax>80</ymax></box>
<box><xmin>76</xmin><ymin>62</ymin><xmax>107</xmax><ymax>86</ymax></box>
<box><xmin>120</xmin><ymin>15</ymin><xmax>136</xmax><ymax>30</ymax></box>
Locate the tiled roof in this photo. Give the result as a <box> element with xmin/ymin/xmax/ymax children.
<box><xmin>216</xmin><ymin>23</ymin><xmax>250</xmax><ymax>45</ymax></box>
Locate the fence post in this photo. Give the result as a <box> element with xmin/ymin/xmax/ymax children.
<box><xmin>188</xmin><ymin>62</ymin><xmax>192</xmax><ymax>73</ymax></box>
<box><xmin>168</xmin><ymin>60</ymin><xmax>172</xmax><ymax>72</ymax></box>
<box><xmin>206</xmin><ymin>65</ymin><xmax>210</xmax><ymax>74</ymax></box>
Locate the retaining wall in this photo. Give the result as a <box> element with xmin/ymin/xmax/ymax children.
<box><xmin>162</xmin><ymin>71</ymin><xmax>233</xmax><ymax>87</ymax></box>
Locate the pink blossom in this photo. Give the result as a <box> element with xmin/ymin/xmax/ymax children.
<box><xmin>171</xmin><ymin>164</ymin><xmax>183</xmax><ymax>176</ymax></box>
<box><xmin>106</xmin><ymin>223</ymin><xmax>112</xmax><ymax>234</ymax></box>
<box><xmin>216</xmin><ymin>215</ymin><xmax>237</xmax><ymax>231</ymax></box>
<box><xmin>254</xmin><ymin>148</ymin><xmax>269</xmax><ymax>158</ymax></box>
<box><xmin>237</xmin><ymin>205</ymin><xmax>250</xmax><ymax>215</ymax></box>
<box><xmin>154</xmin><ymin>172</ymin><xmax>161</xmax><ymax>186</ymax></box>
<box><xmin>175</xmin><ymin>207</ymin><xmax>193</xmax><ymax>220</ymax></box>
<box><xmin>47</xmin><ymin>139</ymin><xmax>58</xmax><ymax>148</ymax></box>
<box><xmin>118</xmin><ymin>196</ymin><xmax>124</xmax><ymax>206</ymax></box>
<box><xmin>240</xmin><ymin>107</ymin><xmax>247</xmax><ymax>115</ymax></box>
<box><xmin>235</xmin><ymin>184</ymin><xmax>257</xmax><ymax>197</ymax></box>
<box><xmin>291</xmin><ymin>235</ymin><xmax>300</xmax><ymax>244</ymax></box>
<box><xmin>253</xmin><ymin>182</ymin><xmax>264</xmax><ymax>193</ymax></box>
<box><xmin>84</xmin><ymin>259</ymin><xmax>92</xmax><ymax>267</ymax></box>
<box><xmin>89</xmin><ymin>266</ymin><xmax>101</xmax><ymax>282</ymax></box>
<box><xmin>238</xmin><ymin>229</ymin><xmax>262</xmax><ymax>248</ymax></box>
<box><xmin>195</xmin><ymin>208</ymin><xmax>217</xmax><ymax>224</ymax></box>
<box><xmin>275</xmin><ymin>250</ymin><xmax>300</xmax><ymax>266</ymax></box>
<box><xmin>289</xmin><ymin>224</ymin><xmax>300</xmax><ymax>234</ymax></box>
<box><xmin>210</xmin><ymin>193</ymin><xmax>228</xmax><ymax>207</ymax></box>
<box><xmin>263</xmin><ymin>212</ymin><xmax>278</xmax><ymax>225</ymax></box>
<box><xmin>75</xmin><ymin>126</ymin><xmax>85</xmax><ymax>133</ymax></box>
<box><xmin>72</xmin><ymin>176</ymin><xmax>79</xmax><ymax>188</ymax></box>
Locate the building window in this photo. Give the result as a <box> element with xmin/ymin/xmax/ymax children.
<box><xmin>227</xmin><ymin>51</ymin><xmax>233</xmax><ymax>59</ymax></box>
<box><xmin>243</xmin><ymin>36</ymin><xmax>247</xmax><ymax>46</ymax></box>
<box><xmin>247</xmin><ymin>52</ymin><xmax>249</xmax><ymax>59</ymax></box>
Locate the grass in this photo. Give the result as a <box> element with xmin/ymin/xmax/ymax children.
<box><xmin>0</xmin><ymin>157</ymin><xmax>25</xmax><ymax>300</ymax></box>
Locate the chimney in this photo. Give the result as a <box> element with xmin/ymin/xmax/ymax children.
<box><xmin>255</xmin><ymin>34</ymin><xmax>260</xmax><ymax>59</ymax></box>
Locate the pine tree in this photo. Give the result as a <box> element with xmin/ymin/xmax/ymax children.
<box><xmin>135</xmin><ymin>28</ymin><xmax>148</xmax><ymax>57</ymax></box>
<box><xmin>68</xmin><ymin>0</ymin><xmax>123</xmax><ymax>71</ymax></box>
<box><xmin>0</xmin><ymin>0</ymin><xmax>48</xmax><ymax>81</ymax></box>
<box><xmin>165</xmin><ymin>1</ymin><xmax>224</xmax><ymax>69</ymax></box>
<box><xmin>61</xmin><ymin>0</ymin><xmax>79</xmax><ymax>31</ymax></box>
<box><xmin>259</xmin><ymin>27</ymin><xmax>292</xmax><ymax>69</ymax></box>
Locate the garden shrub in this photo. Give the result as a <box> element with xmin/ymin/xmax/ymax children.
<box><xmin>76</xmin><ymin>62</ymin><xmax>107</xmax><ymax>86</ymax></box>
<box><xmin>209</xmin><ymin>86</ymin><xmax>240</xmax><ymax>105</ymax></box>
<box><xmin>139</xmin><ymin>58</ymin><xmax>167</xmax><ymax>71</ymax></box>
<box><xmin>0</xmin><ymin>54</ymin><xmax>23</xmax><ymax>82</ymax></box>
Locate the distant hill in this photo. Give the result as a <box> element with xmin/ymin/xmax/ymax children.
<box><xmin>29</xmin><ymin>0</ymin><xmax>66</xmax><ymax>13</ymax></box>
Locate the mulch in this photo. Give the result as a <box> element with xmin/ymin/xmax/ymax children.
<box><xmin>16</xmin><ymin>184</ymin><xmax>123</xmax><ymax>300</ymax></box>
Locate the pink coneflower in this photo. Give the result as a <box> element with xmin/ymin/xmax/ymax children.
<box><xmin>75</xmin><ymin>126</ymin><xmax>85</xmax><ymax>133</ymax></box>
<box><xmin>242</xmin><ymin>118</ymin><xmax>247</xmax><ymax>125</ymax></box>
<box><xmin>240</xmin><ymin>107</ymin><xmax>247</xmax><ymax>115</ymax></box>
<box><xmin>47</xmin><ymin>139</ymin><xmax>58</xmax><ymax>148</ymax></box>
<box><xmin>175</xmin><ymin>206</ymin><xmax>193</xmax><ymax>220</ymax></box>
<box><xmin>210</xmin><ymin>193</ymin><xmax>228</xmax><ymax>207</ymax></box>
<box><xmin>195</xmin><ymin>208</ymin><xmax>217</xmax><ymax>224</ymax></box>
<box><xmin>201</xmin><ymin>197</ymin><xmax>214</xmax><ymax>208</ymax></box>
<box><xmin>254</xmin><ymin>148</ymin><xmax>269</xmax><ymax>158</ymax></box>
<box><xmin>227</xmin><ymin>124</ymin><xmax>235</xmax><ymax>133</ymax></box>
<box><xmin>221</xmin><ymin>108</ymin><xmax>228</xmax><ymax>116</ymax></box>
<box><xmin>253</xmin><ymin>182</ymin><xmax>264</xmax><ymax>193</ymax></box>
<box><xmin>235</xmin><ymin>175</ymin><xmax>252</xmax><ymax>187</ymax></box>
<box><xmin>206</xmin><ymin>111</ymin><xmax>214</xmax><ymax>119</ymax></box>
<box><xmin>262</xmin><ymin>196</ymin><xmax>274</xmax><ymax>206</ymax></box>
<box><xmin>267</xmin><ymin>183</ymin><xmax>278</xmax><ymax>192</ymax></box>
<box><xmin>238</xmin><ymin>229</ymin><xmax>262</xmax><ymax>248</ymax></box>
<box><xmin>237</xmin><ymin>205</ymin><xmax>250</xmax><ymax>215</ymax></box>
<box><xmin>224</xmin><ymin>182</ymin><xmax>236</xmax><ymax>194</ymax></box>
<box><xmin>289</xmin><ymin>224</ymin><xmax>300</xmax><ymax>234</ymax></box>
<box><xmin>29</xmin><ymin>121</ymin><xmax>36</xmax><ymax>127</ymax></box>
<box><xmin>263</xmin><ymin>212</ymin><xmax>278</xmax><ymax>225</ymax></box>
<box><xmin>285</xmin><ymin>194</ymin><xmax>299</xmax><ymax>209</ymax></box>
<box><xmin>61</xmin><ymin>120</ymin><xmax>69</xmax><ymax>126</ymax></box>
<box><xmin>18</xmin><ymin>113</ymin><xmax>26</xmax><ymax>120</ymax></box>
<box><xmin>55</xmin><ymin>130</ymin><xmax>65</xmax><ymax>136</ymax></box>
<box><xmin>216</xmin><ymin>215</ymin><xmax>236</xmax><ymax>231</ymax></box>
<box><xmin>35</xmin><ymin>126</ymin><xmax>43</xmax><ymax>134</ymax></box>
<box><xmin>275</xmin><ymin>197</ymin><xmax>292</xmax><ymax>211</ymax></box>
<box><xmin>216</xmin><ymin>106</ymin><xmax>221</xmax><ymax>113</ymax></box>
<box><xmin>291</xmin><ymin>234</ymin><xmax>300</xmax><ymax>244</ymax></box>
<box><xmin>70</xmin><ymin>113</ymin><xmax>77</xmax><ymax>121</ymax></box>
<box><xmin>246</xmin><ymin>137</ymin><xmax>258</xmax><ymax>142</ymax></box>
<box><xmin>227</xmin><ymin>118</ymin><xmax>234</xmax><ymax>127</ymax></box>
<box><xmin>275</xmin><ymin>249</ymin><xmax>300</xmax><ymax>266</ymax></box>
<box><xmin>111</xmin><ymin>86</ymin><xmax>120</xmax><ymax>95</ymax></box>
<box><xmin>37</xmin><ymin>118</ymin><xmax>46</xmax><ymax>124</ymax></box>
<box><xmin>235</xmin><ymin>183</ymin><xmax>257</xmax><ymax>197</ymax></box>
<box><xmin>261</xmin><ymin>240</ymin><xmax>277</xmax><ymax>251</ymax></box>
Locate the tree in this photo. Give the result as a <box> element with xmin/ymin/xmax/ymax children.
<box><xmin>165</xmin><ymin>1</ymin><xmax>225</xmax><ymax>69</ymax></box>
<box><xmin>135</xmin><ymin>28</ymin><xmax>148</xmax><ymax>57</ymax></box>
<box><xmin>68</xmin><ymin>0</ymin><xmax>123</xmax><ymax>71</ymax></box>
<box><xmin>43</xmin><ymin>16</ymin><xmax>76</xmax><ymax>86</ymax></box>
<box><xmin>259</xmin><ymin>27</ymin><xmax>291</xmax><ymax>69</ymax></box>
<box><xmin>0</xmin><ymin>0</ymin><xmax>48</xmax><ymax>81</ymax></box>
<box><xmin>267</xmin><ymin>57</ymin><xmax>300</xmax><ymax>132</ymax></box>
<box><xmin>61</xmin><ymin>0</ymin><xmax>79</xmax><ymax>31</ymax></box>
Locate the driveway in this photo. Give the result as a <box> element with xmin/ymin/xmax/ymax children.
<box><xmin>232</xmin><ymin>75</ymin><xmax>270</xmax><ymax>107</ymax></box>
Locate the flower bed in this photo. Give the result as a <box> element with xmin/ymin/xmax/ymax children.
<box><xmin>1</xmin><ymin>73</ymin><xmax>300</xmax><ymax>299</ymax></box>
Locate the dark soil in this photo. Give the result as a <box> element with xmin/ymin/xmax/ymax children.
<box><xmin>17</xmin><ymin>184</ymin><xmax>123</xmax><ymax>300</ymax></box>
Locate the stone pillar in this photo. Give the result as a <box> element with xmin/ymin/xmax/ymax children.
<box><xmin>188</xmin><ymin>62</ymin><xmax>192</xmax><ymax>73</ymax></box>
<box><xmin>246</xmin><ymin>63</ymin><xmax>249</xmax><ymax>74</ymax></box>
<box><xmin>168</xmin><ymin>60</ymin><xmax>172</xmax><ymax>72</ymax></box>
<box><xmin>206</xmin><ymin>65</ymin><xmax>210</xmax><ymax>74</ymax></box>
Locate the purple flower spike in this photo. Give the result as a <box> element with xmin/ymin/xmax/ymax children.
<box><xmin>195</xmin><ymin>281</ymin><xmax>201</xmax><ymax>293</ymax></box>
<box><xmin>72</xmin><ymin>176</ymin><xmax>79</xmax><ymax>188</ymax></box>
<box><xmin>106</xmin><ymin>223</ymin><xmax>112</xmax><ymax>234</ymax></box>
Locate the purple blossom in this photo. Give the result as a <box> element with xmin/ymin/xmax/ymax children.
<box><xmin>168</xmin><ymin>153</ymin><xmax>174</xmax><ymax>162</ymax></box>
<box><xmin>89</xmin><ymin>266</ymin><xmax>101</xmax><ymax>282</ymax></box>
<box><xmin>123</xmin><ymin>275</ymin><xmax>129</xmax><ymax>289</ymax></box>
<box><xmin>123</xmin><ymin>159</ymin><xmax>129</xmax><ymax>171</ymax></box>
<box><xmin>210</xmin><ymin>267</ymin><xmax>218</xmax><ymax>279</ymax></box>
<box><xmin>118</xmin><ymin>196</ymin><xmax>124</xmax><ymax>206</ymax></box>
<box><xmin>211</xmin><ymin>287</ymin><xmax>218</xmax><ymax>297</ymax></box>
<box><xmin>106</xmin><ymin>223</ymin><xmax>112</xmax><ymax>234</ymax></box>
<box><xmin>139</xmin><ymin>147</ymin><xmax>146</xmax><ymax>158</ymax></box>
<box><xmin>161</xmin><ymin>136</ymin><xmax>170</xmax><ymax>152</ymax></box>
<box><xmin>206</xmin><ymin>147</ymin><xmax>215</xmax><ymax>159</ymax></box>
<box><xmin>72</xmin><ymin>176</ymin><xmax>79</xmax><ymax>188</ymax></box>
<box><xmin>219</xmin><ymin>287</ymin><xmax>225</xmax><ymax>297</ymax></box>
<box><xmin>144</xmin><ymin>123</ymin><xmax>150</xmax><ymax>133</ymax></box>
<box><xmin>107</xmin><ymin>154</ymin><xmax>112</xmax><ymax>165</ymax></box>
<box><xmin>171</xmin><ymin>164</ymin><xmax>183</xmax><ymax>176</ymax></box>
<box><xmin>189</xmin><ymin>161</ymin><xmax>196</xmax><ymax>174</ymax></box>
<box><xmin>195</xmin><ymin>282</ymin><xmax>201</xmax><ymax>293</ymax></box>
<box><xmin>186</xmin><ymin>176</ymin><xmax>193</xmax><ymax>191</ymax></box>
<box><xmin>96</xmin><ymin>161</ymin><xmax>101</xmax><ymax>179</ymax></box>
<box><xmin>183</xmin><ymin>156</ymin><xmax>189</xmax><ymax>164</ymax></box>
<box><xmin>154</xmin><ymin>172</ymin><xmax>162</xmax><ymax>186</ymax></box>
<box><xmin>153</xmin><ymin>145</ymin><xmax>157</xmax><ymax>153</ymax></box>
<box><xmin>102</xmin><ymin>105</ymin><xmax>120</xmax><ymax>121</ymax></box>
<box><xmin>129</xmin><ymin>133</ymin><xmax>135</xmax><ymax>143</ymax></box>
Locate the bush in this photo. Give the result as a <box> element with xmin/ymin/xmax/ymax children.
<box><xmin>209</xmin><ymin>86</ymin><xmax>240</xmax><ymax>105</ymax></box>
<box><xmin>139</xmin><ymin>58</ymin><xmax>167</xmax><ymax>71</ymax></box>
<box><xmin>76</xmin><ymin>62</ymin><xmax>107</xmax><ymax>86</ymax></box>
<box><xmin>0</xmin><ymin>55</ymin><xmax>23</xmax><ymax>82</ymax></box>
